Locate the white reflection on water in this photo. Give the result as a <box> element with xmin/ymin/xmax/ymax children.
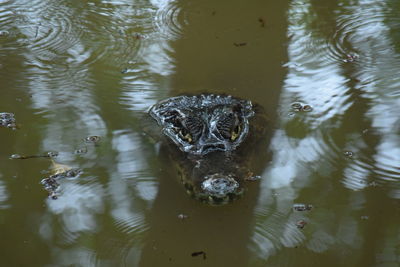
<box><xmin>46</xmin><ymin>182</ymin><xmax>104</xmax><ymax>243</ymax></box>
<box><xmin>151</xmin><ymin>0</ymin><xmax>186</xmax><ymax>40</ymax></box>
<box><xmin>275</xmin><ymin>0</ymin><xmax>400</xmax><ymax>194</ymax></box>
<box><xmin>109</xmin><ymin>130</ymin><xmax>156</xmax><ymax>231</ymax></box>
<box><xmin>251</xmin><ymin>0</ymin><xmax>400</xmax><ymax>261</ymax></box>
<box><xmin>0</xmin><ymin>178</ymin><xmax>10</xmax><ymax>209</ymax></box>
<box><xmin>341</xmin><ymin>0</ymin><xmax>400</xmax><ymax>195</ymax></box>
<box><xmin>50</xmin><ymin>247</ymin><xmax>97</xmax><ymax>267</ymax></box>
<box><xmin>121</xmin><ymin>0</ymin><xmax>178</xmax><ymax>111</ymax></box>
<box><xmin>4</xmin><ymin>0</ymin><xmax>173</xmax><ymax>263</ymax></box>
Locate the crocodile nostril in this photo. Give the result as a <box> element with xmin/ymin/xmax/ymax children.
<box><xmin>201</xmin><ymin>143</ymin><xmax>225</xmax><ymax>154</ymax></box>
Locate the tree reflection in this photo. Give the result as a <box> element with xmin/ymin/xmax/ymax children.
<box><xmin>253</xmin><ymin>0</ymin><xmax>400</xmax><ymax>265</ymax></box>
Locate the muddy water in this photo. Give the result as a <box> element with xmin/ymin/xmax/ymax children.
<box><xmin>0</xmin><ymin>0</ymin><xmax>399</xmax><ymax>266</ymax></box>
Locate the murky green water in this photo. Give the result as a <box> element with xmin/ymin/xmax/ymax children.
<box><xmin>1</xmin><ymin>0</ymin><xmax>399</xmax><ymax>266</ymax></box>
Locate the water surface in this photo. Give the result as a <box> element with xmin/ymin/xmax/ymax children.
<box><xmin>0</xmin><ymin>0</ymin><xmax>399</xmax><ymax>266</ymax></box>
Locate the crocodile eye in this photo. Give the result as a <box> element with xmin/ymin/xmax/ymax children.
<box><xmin>230</xmin><ymin>124</ymin><xmax>241</xmax><ymax>141</ymax></box>
<box><xmin>217</xmin><ymin>113</ymin><xmax>240</xmax><ymax>140</ymax></box>
<box><xmin>179</xmin><ymin>128</ymin><xmax>193</xmax><ymax>143</ymax></box>
<box><xmin>181</xmin><ymin>117</ymin><xmax>203</xmax><ymax>142</ymax></box>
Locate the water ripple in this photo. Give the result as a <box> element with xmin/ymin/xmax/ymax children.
<box><xmin>373</xmin><ymin>137</ymin><xmax>400</xmax><ymax>186</ymax></box>
<box><xmin>80</xmin><ymin>9</ymin><xmax>142</xmax><ymax>68</ymax></box>
<box><xmin>113</xmin><ymin>213</ymin><xmax>149</xmax><ymax>235</ymax></box>
<box><xmin>289</xmin><ymin>1</ymin><xmax>400</xmax><ymax>65</ymax></box>
<box><xmin>0</xmin><ymin>0</ymin><xmax>84</xmax><ymax>64</ymax></box>
<box><xmin>327</xmin><ymin>4</ymin><xmax>399</xmax><ymax>64</ymax></box>
<box><xmin>154</xmin><ymin>0</ymin><xmax>187</xmax><ymax>40</ymax></box>
<box><xmin>251</xmin><ymin>205</ymin><xmax>308</xmax><ymax>259</ymax></box>
<box><xmin>47</xmin><ymin>181</ymin><xmax>105</xmax><ymax>244</ymax></box>
<box><xmin>0</xmin><ymin>0</ymin><xmax>148</xmax><ymax>71</ymax></box>
<box><xmin>29</xmin><ymin>8</ymin><xmax>81</xmax><ymax>53</ymax></box>
<box><xmin>285</xmin><ymin>0</ymin><xmax>400</xmax><ymax>200</ymax></box>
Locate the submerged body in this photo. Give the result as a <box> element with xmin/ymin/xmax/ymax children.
<box><xmin>149</xmin><ymin>94</ymin><xmax>268</xmax><ymax>204</ymax></box>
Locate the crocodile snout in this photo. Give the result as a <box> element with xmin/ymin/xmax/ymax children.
<box><xmin>201</xmin><ymin>175</ymin><xmax>240</xmax><ymax>198</ymax></box>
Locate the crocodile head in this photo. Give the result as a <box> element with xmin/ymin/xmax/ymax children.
<box><xmin>149</xmin><ymin>94</ymin><xmax>263</xmax><ymax>204</ymax></box>
<box><xmin>149</xmin><ymin>94</ymin><xmax>254</xmax><ymax>155</ymax></box>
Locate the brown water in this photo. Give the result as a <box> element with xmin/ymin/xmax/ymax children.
<box><xmin>1</xmin><ymin>0</ymin><xmax>399</xmax><ymax>266</ymax></box>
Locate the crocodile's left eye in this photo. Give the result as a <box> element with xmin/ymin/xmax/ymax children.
<box><xmin>217</xmin><ymin>113</ymin><xmax>240</xmax><ymax>141</ymax></box>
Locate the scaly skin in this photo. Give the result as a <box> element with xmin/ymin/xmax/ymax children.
<box><xmin>149</xmin><ymin>94</ymin><xmax>268</xmax><ymax>205</ymax></box>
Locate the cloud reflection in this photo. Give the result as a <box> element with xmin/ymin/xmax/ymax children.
<box><xmin>46</xmin><ymin>182</ymin><xmax>104</xmax><ymax>242</ymax></box>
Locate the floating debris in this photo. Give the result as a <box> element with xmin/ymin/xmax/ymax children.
<box><xmin>258</xmin><ymin>17</ymin><xmax>265</xmax><ymax>27</ymax></box>
<box><xmin>293</xmin><ymin>203</ymin><xmax>313</xmax><ymax>211</ymax></box>
<box><xmin>75</xmin><ymin>147</ymin><xmax>88</xmax><ymax>154</ymax></box>
<box><xmin>343</xmin><ymin>151</ymin><xmax>354</xmax><ymax>158</ymax></box>
<box><xmin>41</xmin><ymin>176</ymin><xmax>59</xmax><ymax>200</ymax></box>
<box><xmin>291</xmin><ymin>102</ymin><xmax>302</xmax><ymax>111</ymax></box>
<box><xmin>369</xmin><ymin>181</ymin><xmax>378</xmax><ymax>187</ymax></box>
<box><xmin>245</xmin><ymin>172</ymin><xmax>261</xmax><ymax>181</ymax></box>
<box><xmin>84</xmin><ymin>135</ymin><xmax>101</xmax><ymax>144</ymax></box>
<box><xmin>343</xmin><ymin>53</ymin><xmax>359</xmax><ymax>63</ymax></box>
<box><xmin>10</xmin><ymin>154</ymin><xmax>24</xmax><ymax>159</ymax></box>
<box><xmin>46</xmin><ymin>151</ymin><xmax>59</xmax><ymax>158</ymax></box>
<box><xmin>40</xmin><ymin>160</ymin><xmax>82</xmax><ymax>199</ymax></box>
<box><xmin>360</xmin><ymin>215</ymin><xmax>369</xmax><ymax>220</ymax></box>
<box><xmin>10</xmin><ymin>151</ymin><xmax>58</xmax><ymax>160</ymax></box>
<box><xmin>0</xmin><ymin>112</ymin><xmax>17</xmax><ymax>129</ymax></box>
<box><xmin>234</xmin><ymin>42</ymin><xmax>247</xmax><ymax>47</ymax></box>
<box><xmin>296</xmin><ymin>220</ymin><xmax>307</xmax><ymax>229</ymax></box>
<box><xmin>191</xmin><ymin>251</ymin><xmax>206</xmax><ymax>260</ymax></box>
<box><xmin>290</xmin><ymin>102</ymin><xmax>313</xmax><ymax>112</ymax></box>
<box><xmin>302</xmin><ymin>105</ymin><xmax>312</xmax><ymax>112</ymax></box>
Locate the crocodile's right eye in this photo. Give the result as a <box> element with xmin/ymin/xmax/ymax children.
<box><xmin>217</xmin><ymin>113</ymin><xmax>240</xmax><ymax>141</ymax></box>
<box><xmin>230</xmin><ymin>124</ymin><xmax>241</xmax><ymax>141</ymax></box>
